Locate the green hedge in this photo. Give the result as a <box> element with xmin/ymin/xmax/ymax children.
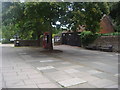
<box><xmin>80</xmin><ymin>31</ymin><xmax>99</xmax><ymax>46</ymax></box>
<box><xmin>100</xmin><ymin>32</ymin><xmax>120</xmax><ymax>36</ymax></box>
<box><xmin>80</xmin><ymin>31</ymin><xmax>119</xmax><ymax>46</ymax></box>
<box><xmin>2</xmin><ymin>40</ymin><xmax>13</xmax><ymax>44</ymax></box>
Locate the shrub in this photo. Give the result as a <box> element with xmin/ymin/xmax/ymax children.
<box><xmin>100</xmin><ymin>32</ymin><xmax>120</xmax><ymax>36</ymax></box>
<box><xmin>2</xmin><ymin>40</ymin><xmax>12</xmax><ymax>44</ymax></box>
<box><xmin>81</xmin><ymin>31</ymin><xmax>99</xmax><ymax>46</ymax></box>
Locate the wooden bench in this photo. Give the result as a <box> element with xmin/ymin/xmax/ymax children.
<box><xmin>85</xmin><ymin>45</ymin><xmax>97</xmax><ymax>50</ymax></box>
<box><xmin>100</xmin><ymin>45</ymin><xmax>113</xmax><ymax>52</ymax></box>
<box><xmin>85</xmin><ymin>45</ymin><xmax>113</xmax><ymax>52</ymax></box>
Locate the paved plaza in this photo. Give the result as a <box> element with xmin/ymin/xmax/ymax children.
<box><xmin>1</xmin><ymin>44</ymin><xmax>119</xmax><ymax>88</ymax></box>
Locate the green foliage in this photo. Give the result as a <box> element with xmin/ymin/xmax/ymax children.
<box><xmin>2</xmin><ymin>2</ymin><xmax>112</xmax><ymax>47</ymax></box>
<box><xmin>2</xmin><ymin>2</ymin><xmax>64</xmax><ymax>41</ymax></box>
<box><xmin>2</xmin><ymin>25</ymin><xmax>16</xmax><ymax>40</ymax></box>
<box><xmin>81</xmin><ymin>31</ymin><xmax>99</xmax><ymax>46</ymax></box>
<box><xmin>2</xmin><ymin>40</ymin><xmax>12</xmax><ymax>44</ymax></box>
<box><xmin>63</xmin><ymin>2</ymin><xmax>110</xmax><ymax>33</ymax></box>
<box><xmin>0</xmin><ymin>32</ymin><xmax>1</xmax><ymax>41</ymax></box>
<box><xmin>84</xmin><ymin>2</ymin><xmax>109</xmax><ymax>33</ymax></box>
<box><xmin>115</xmin><ymin>25</ymin><xmax>120</xmax><ymax>32</ymax></box>
<box><xmin>52</xmin><ymin>28</ymin><xmax>63</xmax><ymax>34</ymax></box>
<box><xmin>110</xmin><ymin>2</ymin><xmax>120</xmax><ymax>32</ymax></box>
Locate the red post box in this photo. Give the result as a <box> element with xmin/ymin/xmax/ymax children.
<box><xmin>43</xmin><ymin>32</ymin><xmax>50</xmax><ymax>49</ymax></box>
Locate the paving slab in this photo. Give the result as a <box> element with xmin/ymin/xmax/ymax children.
<box><xmin>39</xmin><ymin>60</ymin><xmax>59</xmax><ymax>63</ymax></box>
<box><xmin>80</xmin><ymin>75</ymin><xmax>102</xmax><ymax>83</ymax></box>
<box><xmin>2</xmin><ymin>69</ymin><xmax>21</xmax><ymax>73</ymax></box>
<box><xmin>21</xmin><ymin>68</ymin><xmax>37</xmax><ymax>72</ymax></box>
<box><xmin>37</xmin><ymin>83</ymin><xmax>60</xmax><ymax>88</ymax></box>
<box><xmin>93</xmin><ymin>62</ymin><xmax>108</xmax><ymax>66</ymax></box>
<box><xmin>114</xmin><ymin>74</ymin><xmax>119</xmax><ymax>77</ymax></box>
<box><xmin>0</xmin><ymin>82</ymin><xmax>2</xmax><ymax>89</ymax></box>
<box><xmin>37</xmin><ymin>66</ymin><xmax>55</xmax><ymax>71</ymax></box>
<box><xmin>19</xmin><ymin>70</ymin><xmax>39</xmax><ymax>74</ymax></box>
<box><xmin>90</xmin><ymin>62</ymin><xmax>118</xmax><ymax>74</ymax></box>
<box><xmin>9</xmin><ymin>84</ymin><xmax>39</xmax><ymax>88</ymax></box>
<box><xmin>2</xmin><ymin>81</ymin><xmax>6</xmax><ymax>88</ymax></box>
<box><xmin>2</xmin><ymin>45</ymin><xmax>118</xmax><ymax>88</ymax></box>
<box><xmin>58</xmin><ymin>78</ymin><xmax>87</xmax><ymax>87</ymax></box>
<box><xmin>44</xmin><ymin>71</ymin><xmax>67</xmax><ymax>77</ymax></box>
<box><xmin>47</xmin><ymin>74</ymin><xmax>73</xmax><ymax>82</ymax></box>
<box><xmin>3</xmin><ymin>76</ymin><xmax>21</xmax><ymax>81</ymax></box>
<box><xmin>27</xmin><ymin>73</ymin><xmax>43</xmax><ymax>79</ymax></box>
<box><xmin>53</xmin><ymin>63</ymin><xmax>73</xmax><ymax>68</ymax></box>
<box><xmin>75</xmin><ymin>67</ymin><xmax>91</xmax><ymax>72</ymax></box>
<box><xmin>68</xmin><ymin>83</ymin><xmax>97</xmax><ymax>88</ymax></box>
<box><xmin>2</xmin><ymin>67</ymin><xmax>14</xmax><ymax>71</ymax></box>
<box><xmin>61</xmin><ymin>62</ymin><xmax>72</xmax><ymax>65</ymax></box>
<box><xmin>56</xmin><ymin>65</ymin><xmax>84</xmax><ymax>71</ymax></box>
<box><xmin>24</xmin><ymin>78</ymin><xmax>51</xmax><ymax>85</ymax></box>
<box><xmin>5</xmin><ymin>80</ymin><xmax>25</xmax><ymax>87</ymax></box>
<box><xmin>93</xmin><ymin>72</ymin><xmax>118</xmax><ymax>82</ymax></box>
<box><xmin>64</xmin><ymin>69</ymin><xmax>80</xmax><ymax>73</ymax></box>
<box><xmin>30</xmin><ymin>62</ymin><xmax>49</xmax><ymax>67</ymax></box>
<box><xmin>24</xmin><ymin>79</ymin><xmax>36</xmax><ymax>85</ymax></box>
<box><xmin>41</xmin><ymin>68</ymin><xmax>58</xmax><ymax>73</ymax></box>
<box><xmin>32</xmin><ymin>78</ymin><xmax>51</xmax><ymax>84</ymax></box>
<box><xmin>68</xmin><ymin>71</ymin><xmax>91</xmax><ymax>78</ymax></box>
<box><xmin>87</xmin><ymin>70</ymin><xmax>103</xmax><ymax>75</ymax></box>
<box><xmin>90</xmin><ymin>79</ymin><xmax>117</xmax><ymax>88</ymax></box>
<box><xmin>104</xmin><ymin>84</ymin><xmax>118</xmax><ymax>88</ymax></box>
<box><xmin>2</xmin><ymin>72</ymin><xmax>17</xmax><ymax>77</ymax></box>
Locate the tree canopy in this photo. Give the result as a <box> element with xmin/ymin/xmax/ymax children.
<box><xmin>62</xmin><ymin>2</ymin><xmax>109</xmax><ymax>33</ymax></box>
<box><xmin>109</xmin><ymin>2</ymin><xmax>120</xmax><ymax>32</ymax></box>
<box><xmin>2</xmin><ymin>2</ymin><xmax>118</xmax><ymax>49</ymax></box>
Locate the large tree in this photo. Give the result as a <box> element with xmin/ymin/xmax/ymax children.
<box><xmin>24</xmin><ymin>2</ymin><xmax>67</xmax><ymax>50</ymax></box>
<box><xmin>109</xmin><ymin>2</ymin><xmax>120</xmax><ymax>32</ymax></box>
<box><xmin>2</xmin><ymin>2</ymin><xmax>67</xmax><ymax>50</ymax></box>
<box><xmin>2</xmin><ymin>2</ymin><xmax>110</xmax><ymax>49</ymax></box>
<box><xmin>2</xmin><ymin>2</ymin><xmax>26</xmax><ymax>40</ymax></box>
<box><xmin>84</xmin><ymin>2</ymin><xmax>109</xmax><ymax>33</ymax></box>
<box><xmin>62</xmin><ymin>2</ymin><xmax>109</xmax><ymax>33</ymax></box>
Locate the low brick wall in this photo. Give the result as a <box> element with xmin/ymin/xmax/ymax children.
<box><xmin>90</xmin><ymin>36</ymin><xmax>119</xmax><ymax>52</ymax></box>
<box><xmin>14</xmin><ymin>40</ymin><xmax>40</xmax><ymax>47</ymax></box>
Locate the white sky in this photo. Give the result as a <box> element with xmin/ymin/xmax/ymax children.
<box><xmin>56</xmin><ymin>21</ymin><xmax>61</xmax><ymax>25</ymax></box>
<box><xmin>20</xmin><ymin>0</ymin><xmax>25</xmax><ymax>2</ymax></box>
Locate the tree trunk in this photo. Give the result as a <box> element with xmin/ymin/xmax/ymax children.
<box><xmin>48</xmin><ymin>29</ymin><xmax>53</xmax><ymax>51</ymax></box>
<box><xmin>37</xmin><ymin>33</ymin><xmax>41</xmax><ymax>47</ymax></box>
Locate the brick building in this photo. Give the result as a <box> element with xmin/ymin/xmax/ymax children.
<box><xmin>77</xmin><ymin>15</ymin><xmax>115</xmax><ymax>33</ymax></box>
<box><xmin>99</xmin><ymin>15</ymin><xmax>114</xmax><ymax>34</ymax></box>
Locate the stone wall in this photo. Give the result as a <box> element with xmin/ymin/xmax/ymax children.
<box><xmin>14</xmin><ymin>40</ymin><xmax>40</xmax><ymax>47</ymax></box>
<box><xmin>91</xmin><ymin>36</ymin><xmax>119</xmax><ymax>52</ymax></box>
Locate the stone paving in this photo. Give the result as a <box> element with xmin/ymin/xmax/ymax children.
<box><xmin>1</xmin><ymin>44</ymin><xmax>119</xmax><ymax>88</ymax></box>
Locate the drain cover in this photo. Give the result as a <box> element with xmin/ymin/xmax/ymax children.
<box><xmin>37</xmin><ymin>66</ymin><xmax>55</xmax><ymax>71</ymax></box>
<box><xmin>58</xmin><ymin>78</ymin><xmax>87</xmax><ymax>87</ymax></box>
<box><xmin>40</xmin><ymin>60</ymin><xmax>58</xmax><ymax>62</ymax></box>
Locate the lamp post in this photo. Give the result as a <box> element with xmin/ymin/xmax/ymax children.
<box><xmin>14</xmin><ymin>34</ymin><xmax>19</xmax><ymax>46</ymax></box>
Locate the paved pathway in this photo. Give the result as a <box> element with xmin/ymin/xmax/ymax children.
<box><xmin>1</xmin><ymin>44</ymin><xmax>119</xmax><ymax>88</ymax></box>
